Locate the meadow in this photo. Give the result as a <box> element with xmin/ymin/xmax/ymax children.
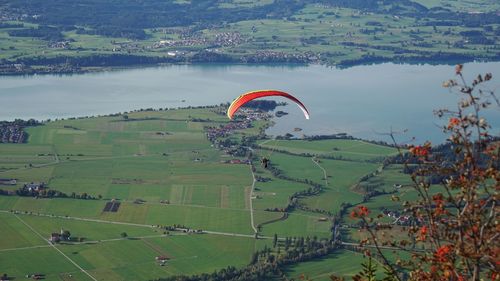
<box><xmin>0</xmin><ymin>1</ymin><xmax>497</xmax><ymax>72</ymax></box>
<box><xmin>0</xmin><ymin>212</ymin><xmax>269</xmax><ymax>281</ymax></box>
<box><xmin>258</xmin><ymin>139</ymin><xmax>398</xmax><ymax>161</ymax></box>
<box><xmin>0</xmin><ymin>106</ymin><xmax>407</xmax><ymax>280</ymax></box>
<box><xmin>282</xmin><ymin>250</ymin><xmax>384</xmax><ymax>281</ymax></box>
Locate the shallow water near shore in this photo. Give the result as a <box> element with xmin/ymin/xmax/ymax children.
<box><xmin>1</xmin><ymin>62</ymin><xmax>499</xmax><ymax>143</ymax></box>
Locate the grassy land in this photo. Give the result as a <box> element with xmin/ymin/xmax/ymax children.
<box><xmin>253</xmin><ymin>150</ymin><xmax>381</xmax><ymax>213</ymax></box>
<box><xmin>413</xmin><ymin>0</ymin><xmax>500</xmax><ymax>12</ymax></box>
<box><xmin>282</xmin><ymin>250</ymin><xmax>383</xmax><ymax>281</ymax></box>
<box><xmin>0</xmin><ymin>212</ymin><xmax>269</xmax><ymax>281</ymax></box>
<box><xmin>258</xmin><ymin>139</ymin><xmax>398</xmax><ymax>161</ymax></box>
<box><xmin>0</xmin><ymin>1</ymin><xmax>498</xmax><ymax>73</ymax></box>
<box><xmin>0</xmin><ymin>106</ymin><xmax>412</xmax><ymax>280</ymax></box>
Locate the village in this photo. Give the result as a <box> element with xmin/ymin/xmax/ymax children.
<box><xmin>0</xmin><ymin>119</ymin><xmax>39</xmax><ymax>143</ymax></box>
<box><xmin>0</xmin><ymin>123</ymin><xmax>27</xmax><ymax>143</ymax></box>
<box><xmin>206</xmin><ymin>108</ymin><xmax>269</xmax><ymax>163</ymax></box>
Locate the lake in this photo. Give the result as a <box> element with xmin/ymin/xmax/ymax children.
<box><xmin>1</xmin><ymin>62</ymin><xmax>499</xmax><ymax>143</ymax></box>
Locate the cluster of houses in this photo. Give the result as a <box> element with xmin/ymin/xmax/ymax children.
<box><xmin>206</xmin><ymin>109</ymin><xmax>267</xmax><ymax>143</ymax></box>
<box><xmin>381</xmin><ymin>208</ymin><xmax>417</xmax><ymax>226</ymax></box>
<box><xmin>12</xmin><ymin>182</ymin><xmax>47</xmax><ymax>197</ymax></box>
<box><xmin>223</xmin><ymin>159</ymin><xmax>251</xmax><ymax>165</ymax></box>
<box><xmin>23</xmin><ymin>182</ymin><xmax>46</xmax><ymax>192</ymax></box>
<box><xmin>3</xmin><ymin>273</ymin><xmax>45</xmax><ymax>280</ymax></box>
<box><xmin>49</xmin><ymin>229</ymin><xmax>70</xmax><ymax>243</ymax></box>
<box><xmin>110</xmin><ymin>41</ymin><xmax>144</xmax><ymax>53</ymax></box>
<box><xmin>213</xmin><ymin>32</ymin><xmax>246</xmax><ymax>47</ymax></box>
<box><xmin>152</xmin><ymin>38</ymin><xmax>208</xmax><ymax>48</ymax></box>
<box><xmin>48</xmin><ymin>40</ymin><xmax>71</xmax><ymax>49</ymax></box>
<box><xmin>25</xmin><ymin>273</ymin><xmax>46</xmax><ymax>280</ymax></box>
<box><xmin>0</xmin><ymin>123</ymin><xmax>26</xmax><ymax>143</ymax></box>
<box><xmin>205</xmin><ymin>109</ymin><xmax>271</xmax><ymax>161</ymax></box>
<box><xmin>155</xmin><ymin>256</ymin><xmax>170</xmax><ymax>266</ymax></box>
<box><xmin>0</xmin><ymin>63</ymin><xmax>26</xmax><ymax>74</ymax></box>
<box><xmin>206</xmin><ymin>120</ymin><xmax>248</xmax><ymax>143</ymax></box>
<box><xmin>151</xmin><ymin>31</ymin><xmax>245</xmax><ymax>50</ymax></box>
<box><xmin>241</xmin><ymin>50</ymin><xmax>318</xmax><ymax>63</ymax></box>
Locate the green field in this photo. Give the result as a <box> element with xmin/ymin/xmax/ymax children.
<box><xmin>413</xmin><ymin>0</ymin><xmax>500</xmax><ymax>12</ymax></box>
<box><xmin>0</xmin><ymin>212</ymin><xmax>269</xmax><ymax>281</ymax></box>
<box><xmin>0</xmin><ymin>107</ymin><xmax>409</xmax><ymax>280</ymax></box>
<box><xmin>282</xmin><ymin>250</ymin><xmax>383</xmax><ymax>281</ymax></box>
<box><xmin>259</xmin><ymin>139</ymin><xmax>398</xmax><ymax>161</ymax></box>
<box><xmin>0</xmin><ymin>1</ymin><xmax>498</xmax><ymax>73</ymax></box>
<box><xmin>252</xmin><ymin>149</ymin><xmax>381</xmax><ymax>213</ymax></box>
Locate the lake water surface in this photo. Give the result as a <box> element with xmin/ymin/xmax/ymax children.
<box><xmin>1</xmin><ymin>62</ymin><xmax>499</xmax><ymax>143</ymax></box>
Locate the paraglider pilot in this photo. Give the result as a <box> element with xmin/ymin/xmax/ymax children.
<box><xmin>261</xmin><ymin>157</ymin><xmax>270</xmax><ymax>168</ymax></box>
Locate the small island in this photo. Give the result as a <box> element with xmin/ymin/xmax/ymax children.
<box><xmin>275</xmin><ymin>110</ymin><xmax>289</xmax><ymax>117</ymax></box>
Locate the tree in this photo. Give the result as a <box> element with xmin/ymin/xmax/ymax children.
<box><xmin>121</xmin><ymin>232</ymin><xmax>128</xmax><ymax>238</ymax></box>
<box><xmin>273</xmin><ymin>234</ymin><xmax>278</xmax><ymax>248</ymax></box>
<box><xmin>62</xmin><ymin>230</ymin><xmax>71</xmax><ymax>240</ymax></box>
<box><xmin>250</xmin><ymin>252</ymin><xmax>258</xmax><ymax>264</ymax></box>
<box><xmin>345</xmin><ymin>66</ymin><xmax>499</xmax><ymax>281</ymax></box>
<box><xmin>354</xmin><ymin>256</ymin><xmax>377</xmax><ymax>281</ymax></box>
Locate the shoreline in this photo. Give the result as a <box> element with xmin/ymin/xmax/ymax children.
<box><xmin>0</xmin><ymin>105</ymin><xmax>399</xmax><ymax>149</ymax></box>
<box><xmin>2</xmin><ymin>62</ymin><xmax>498</xmax><ymax>145</ymax></box>
<box><xmin>2</xmin><ymin>55</ymin><xmax>499</xmax><ymax>77</ymax></box>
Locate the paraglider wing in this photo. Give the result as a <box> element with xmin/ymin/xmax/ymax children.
<box><xmin>227</xmin><ymin>90</ymin><xmax>310</xmax><ymax>120</ymax></box>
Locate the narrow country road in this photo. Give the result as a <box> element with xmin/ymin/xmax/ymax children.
<box><xmin>312</xmin><ymin>157</ymin><xmax>329</xmax><ymax>187</ymax></box>
<box><xmin>249</xmin><ymin>165</ymin><xmax>258</xmax><ymax>234</ymax></box>
<box><xmin>0</xmin><ymin>210</ymin><xmax>268</xmax><ymax>240</ymax></box>
<box><xmin>14</xmin><ymin>214</ymin><xmax>99</xmax><ymax>281</ymax></box>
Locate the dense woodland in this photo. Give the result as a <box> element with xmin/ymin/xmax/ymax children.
<box><xmin>4</xmin><ymin>0</ymin><xmax>499</xmax><ymax>34</ymax></box>
<box><xmin>2</xmin><ymin>0</ymin><xmax>306</xmax><ymax>39</ymax></box>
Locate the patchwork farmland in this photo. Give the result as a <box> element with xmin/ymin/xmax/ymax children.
<box><xmin>0</xmin><ymin>106</ymin><xmax>407</xmax><ymax>280</ymax></box>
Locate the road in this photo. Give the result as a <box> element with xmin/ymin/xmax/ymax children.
<box><xmin>249</xmin><ymin>165</ymin><xmax>258</xmax><ymax>234</ymax></box>
<box><xmin>2</xmin><ymin>209</ymin><xmax>419</xmax><ymax>267</ymax></box>
<box><xmin>312</xmin><ymin>157</ymin><xmax>329</xmax><ymax>187</ymax></box>
<box><xmin>14</xmin><ymin>214</ymin><xmax>99</xmax><ymax>281</ymax></box>
<box><xmin>1</xmin><ymin>210</ymin><xmax>270</xmax><ymax>240</ymax></box>
<box><xmin>340</xmin><ymin>241</ymin><xmax>425</xmax><ymax>253</ymax></box>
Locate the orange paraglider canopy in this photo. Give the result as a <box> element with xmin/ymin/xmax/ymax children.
<box><xmin>227</xmin><ymin>90</ymin><xmax>310</xmax><ymax>120</ymax></box>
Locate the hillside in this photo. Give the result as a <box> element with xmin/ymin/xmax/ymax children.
<box><xmin>0</xmin><ymin>0</ymin><xmax>499</xmax><ymax>74</ymax></box>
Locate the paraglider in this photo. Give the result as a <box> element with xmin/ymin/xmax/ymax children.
<box><xmin>227</xmin><ymin>90</ymin><xmax>310</xmax><ymax>170</ymax></box>
<box><xmin>226</xmin><ymin>90</ymin><xmax>310</xmax><ymax>120</ymax></box>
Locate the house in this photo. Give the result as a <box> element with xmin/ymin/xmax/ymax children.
<box><xmin>24</xmin><ymin>182</ymin><xmax>45</xmax><ymax>192</ymax></box>
<box><xmin>49</xmin><ymin>229</ymin><xmax>69</xmax><ymax>243</ymax></box>
<box><xmin>50</xmin><ymin>233</ymin><xmax>61</xmax><ymax>243</ymax></box>
<box><xmin>0</xmin><ymin>178</ymin><xmax>16</xmax><ymax>185</ymax></box>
